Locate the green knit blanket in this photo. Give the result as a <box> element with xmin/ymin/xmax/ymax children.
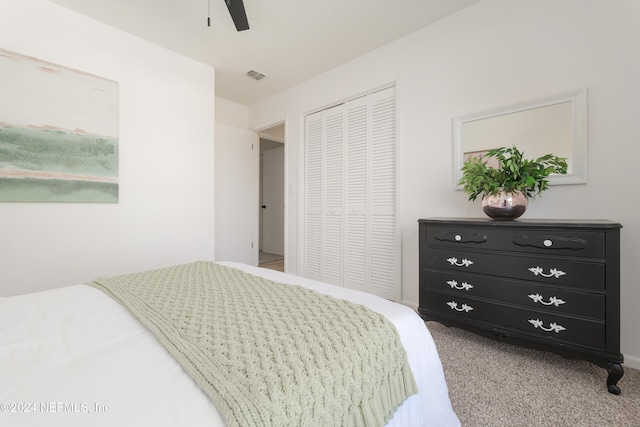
<box><xmin>89</xmin><ymin>261</ymin><xmax>417</xmax><ymax>427</ymax></box>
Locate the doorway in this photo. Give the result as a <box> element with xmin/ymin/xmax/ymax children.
<box><xmin>258</xmin><ymin>123</ymin><xmax>285</xmax><ymax>271</ymax></box>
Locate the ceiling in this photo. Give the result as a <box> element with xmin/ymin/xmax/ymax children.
<box><xmin>50</xmin><ymin>0</ymin><xmax>480</xmax><ymax>107</ymax></box>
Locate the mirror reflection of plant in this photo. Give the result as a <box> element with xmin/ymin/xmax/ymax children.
<box><xmin>458</xmin><ymin>146</ymin><xmax>568</xmax><ymax>201</ymax></box>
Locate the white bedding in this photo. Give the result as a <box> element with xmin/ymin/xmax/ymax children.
<box><xmin>0</xmin><ymin>261</ymin><xmax>459</xmax><ymax>426</ymax></box>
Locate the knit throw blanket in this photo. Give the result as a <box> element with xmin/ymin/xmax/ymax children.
<box><xmin>89</xmin><ymin>261</ymin><xmax>417</xmax><ymax>427</ymax></box>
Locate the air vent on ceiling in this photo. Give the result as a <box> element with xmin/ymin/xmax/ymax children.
<box><xmin>246</xmin><ymin>70</ymin><xmax>266</xmax><ymax>81</ymax></box>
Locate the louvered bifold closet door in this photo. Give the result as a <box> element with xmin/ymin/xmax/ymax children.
<box><xmin>369</xmin><ymin>88</ymin><xmax>397</xmax><ymax>300</ymax></box>
<box><xmin>304</xmin><ymin>111</ymin><xmax>323</xmax><ymax>280</ymax></box>
<box><xmin>344</xmin><ymin>87</ymin><xmax>398</xmax><ymax>300</ymax></box>
<box><xmin>303</xmin><ymin>86</ymin><xmax>399</xmax><ymax>301</ymax></box>
<box><xmin>304</xmin><ymin>104</ymin><xmax>345</xmax><ymax>285</ymax></box>
<box><xmin>322</xmin><ymin>106</ymin><xmax>345</xmax><ymax>286</ymax></box>
<box><xmin>344</xmin><ymin>95</ymin><xmax>368</xmax><ymax>293</ymax></box>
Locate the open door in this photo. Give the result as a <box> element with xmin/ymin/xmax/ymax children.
<box><xmin>260</xmin><ymin>140</ymin><xmax>284</xmax><ymax>257</ymax></box>
<box><xmin>258</xmin><ymin>123</ymin><xmax>285</xmax><ymax>268</ymax></box>
<box><xmin>215</xmin><ymin>123</ymin><xmax>259</xmax><ymax>265</ymax></box>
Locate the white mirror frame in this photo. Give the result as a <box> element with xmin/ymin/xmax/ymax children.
<box><xmin>453</xmin><ymin>89</ymin><xmax>588</xmax><ymax>189</ymax></box>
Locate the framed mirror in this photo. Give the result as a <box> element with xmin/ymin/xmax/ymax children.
<box><xmin>453</xmin><ymin>89</ymin><xmax>587</xmax><ymax>188</ymax></box>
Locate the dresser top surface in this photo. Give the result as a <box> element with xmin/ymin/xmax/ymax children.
<box><xmin>419</xmin><ymin>217</ymin><xmax>622</xmax><ymax>229</ymax></box>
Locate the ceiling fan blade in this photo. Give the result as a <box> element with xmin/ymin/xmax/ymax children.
<box><xmin>225</xmin><ymin>0</ymin><xmax>250</xmax><ymax>31</ymax></box>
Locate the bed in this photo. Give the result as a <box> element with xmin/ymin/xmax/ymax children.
<box><xmin>0</xmin><ymin>261</ymin><xmax>459</xmax><ymax>427</ymax></box>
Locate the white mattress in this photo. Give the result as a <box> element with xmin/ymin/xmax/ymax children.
<box><xmin>0</xmin><ymin>261</ymin><xmax>459</xmax><ymax>426</ymax></box>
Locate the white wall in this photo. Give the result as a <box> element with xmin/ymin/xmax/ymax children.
<box><xmin>216</xmin><ymin>97</ymin><xmax>249</xmax><ymax>128</ymax></box>
<box><xmin>249</xmin><ymin>0</ymin><xmax>640</xmax><ymax>368</ymax></box>
<box><xmin>0</xmin><ymin>0</ymin><xmax>216</xmax><ymax>296</ymax></box>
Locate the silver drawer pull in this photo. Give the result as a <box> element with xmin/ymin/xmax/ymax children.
<box><xmin>528</xmin><ymin>318</ymin><xmax>566</xmax><ymax>333</ymax></box>
<box><xmin>447</xmin><ymin>280</ymin><xmax>473</xmax><ymax>291</ymax></box>
<box><xmin>528</xmin><ymin>293</ymin><xmax>566</xmax><ymax>307</ymax></box>
<box><xmin>447</xmin><ymin>301</ymin><xmax>474</xmax><ymax>312</ymax></box>
<box><xmin>447</xmin><ymin>257</ymin><xmax>474</xmax><ymax>267</ymax></box>
<box><xmin>528</xmin><ymin>266</ymin><xmax>566</xmax><ymax>279</ymax></box>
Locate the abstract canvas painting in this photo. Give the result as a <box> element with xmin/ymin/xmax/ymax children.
<box><xmin>0</xmin><ymin>48</ymin><xmax>118</xmax><ymax>202</ymax></box>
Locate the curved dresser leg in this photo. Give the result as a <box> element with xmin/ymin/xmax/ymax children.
<box><xmin>606</xmin><ymin>362</ymin><xmax>624</xmax><ymax>395</ymax></box>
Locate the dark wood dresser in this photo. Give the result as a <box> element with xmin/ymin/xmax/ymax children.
<box><xmin>418</xmin><ymin>217</ymin><xmax>624</xmax><ymax>394</ymax></box>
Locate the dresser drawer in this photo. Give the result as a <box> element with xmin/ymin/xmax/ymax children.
<box><xmin>426</xmin><ymin>248</ymin><xmax>605</xmax><ymax>291</ymax></box>
<box><xmin>423</xmin><ymin>269</ymin><xmax>605</xmax><ymax>319</ymax></box>
<box><xmin>420</xmin><ymin>290</ymin><xmax>605</xmax><ymax>349</ymax></box>
<box><xmin>425</xmin><ymin>226</ymin><xmax>605</xmax><ymax>259</ymax></box>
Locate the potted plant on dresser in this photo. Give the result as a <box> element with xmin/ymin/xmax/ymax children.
<box><xmin>458</xmin><ymin>145</ymin><xmax>568</xmax><ymax>219</ymax></box>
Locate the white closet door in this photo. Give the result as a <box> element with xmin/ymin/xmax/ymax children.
<box><xmin>344</xmin><ymin>87</ymin><xmax>398</xmax><ymax>300</ymax></box>
<box><xmin>304</xmin><ymin>104</ymin><xmax>345</xmax><ymax>285</ymax></box>
<box><xmin>322</xmin><ymin>106</ymin><xmax>345</xmax><ymax>286</ymax></box>
<box><xmin>303</xmin><ymin>86</ymin><xmax>399</xmax><ymax>301</ymax></box>
<box><xmin>344</xmin><ymin>95</ymin><xmax>369</xmax><ymax>293</ymax></box>
<box><xmin>368</xmin><ymin>88</ymin><xmax>398</xmax><ymax>300</ymax></box>
<box><xmin>304</xmin><ymin>111</ymin><xmax>323</xmax><ymax>280</ymax></box>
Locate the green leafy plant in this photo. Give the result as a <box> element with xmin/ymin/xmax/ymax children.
<box><xmin>458</xmin><ymin>146</ymin><xmax>568</xmax><ymax>201</ymax></box>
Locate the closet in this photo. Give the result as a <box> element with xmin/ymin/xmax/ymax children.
<box><xmin>304</xmin><ymin>86</ymin><xmax>399</xmax><ymax>301</ymax></box>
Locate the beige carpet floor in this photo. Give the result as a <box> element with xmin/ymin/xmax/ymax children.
<box><xmin>426</xmin><ymin>321</ymin><xmax>640</xmax><ymax>427</ymax></box>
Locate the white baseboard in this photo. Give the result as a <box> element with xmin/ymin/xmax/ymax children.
<box><xmin>402</xmin><ymin>300</ymin><xmax>418</xmax><ymax>312</ymax></box>
<box><xmin>623</xmin><ymin>353</ymin><xmax>640</xmax><ymax>370</ymax></box>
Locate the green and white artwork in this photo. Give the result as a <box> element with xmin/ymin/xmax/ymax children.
<box><xmin>0</xmin><ymin>48</ymin><xmax>118</xmax><ymax>202</ymax></box>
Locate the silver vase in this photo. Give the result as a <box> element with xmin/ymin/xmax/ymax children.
<box><xmin>481</xmin><ymin>190</ymin><xmax>528</xmax><ymax>220</ymax></box>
